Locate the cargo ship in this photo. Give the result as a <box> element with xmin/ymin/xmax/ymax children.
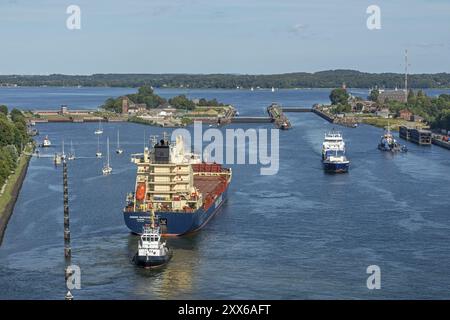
<box><xmin>123</xmin><ymin>135</ymin><xmax>232</xmax><ymax>236</ymax></box>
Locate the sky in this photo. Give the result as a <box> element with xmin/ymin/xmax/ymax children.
<box><xmin>0</xmin><ymin>0</ymin><xmax>449</xmax><ymax>74</ymax></box>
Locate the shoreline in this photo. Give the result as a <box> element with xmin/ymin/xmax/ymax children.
<box><xmin>2</xmin><ymin>86</ymin><xmax>450</xmax><ymax>90</ymax></box>
<box><xmin>0</xmin><ymin>148</ymin><xmax>32</xmax><ymax>245</ymax></box>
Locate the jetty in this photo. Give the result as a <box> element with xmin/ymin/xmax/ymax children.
<box><xmin>267</xmin><ymin>104</ymin><xmax>292</xmax><ymax>129</ymax></box>
<box><xmin>399</xmin><ymin>126</ymin><xmax>432</xmax><ymax>145</ymax></box>
<box><xmin>432</xmin><ymin>134</ymin><xmax>450</xmax><ymax>150</ymax></box>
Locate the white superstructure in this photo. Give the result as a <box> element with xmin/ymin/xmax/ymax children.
<box><xmin>322</xmin><ymin>130</ymin><xmax>345</xmax><ymax>159</ymax></box>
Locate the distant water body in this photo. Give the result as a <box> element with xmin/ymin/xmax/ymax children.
<box><xmin>1</xmin><ymin>87</ymin><xmax>450</xmax><ymax>299</ymax></box>
<box><xmin>1</xmin><ymin>86</ymin><xmax>450</xmax><ymax>111</ymax></box>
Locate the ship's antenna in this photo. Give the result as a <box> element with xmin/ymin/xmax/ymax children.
<box><xmin>404</xmin><ymin>49</ymin><xmax>409</xmax><ymax>102</ymax></box>
<box><xmin>163</xmin><ymin>131</ymin><xmax>169</xmax><ymax>143</ymax></box>
<box><xmin>150</xmin><ymin>135</ymin><xmax>158</xmax><ymax>147</ymax></box>
<box><xmin>150</xmin><ymin>205</ymin><xmax>155</xmax><ymax>229</ymax></box>
<box><xmin>143</xmin><ymin>130</ymin><xmax>146</xmax><ymax>149</ymax></box>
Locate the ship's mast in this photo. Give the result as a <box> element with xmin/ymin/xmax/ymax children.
<box><xmin>150</xmin><ymin>206</ymin><xmax>155</xmax><ymax>229</ymax></box>
<box><xmin>404</xmin><ymin>49</ymin><xmax>408</xmax><ymax>102</ymax></box>
<box><xmin>143</xmin><ymin>130</ymin><xmax>146</xmax><ymax>149</ymax></box>
<box><xmin>163</xmin><ymin>132</ymin><xmax>169</xmax><ymax>143</ymax></box>
<box><xmin>150</xmin><ymin>135</ymin><xmax>158</xmax><ymax>147</ymax></box>
<box><xmin>107</xmin><ymin>137</ymin><xmax>110</xmax><ymax>167</ymax></box>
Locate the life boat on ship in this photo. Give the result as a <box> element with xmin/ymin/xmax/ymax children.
<box><xmin>136</xmin><ymin>183</ymin><xmax>146</xmax><ymax>201</ymax></box>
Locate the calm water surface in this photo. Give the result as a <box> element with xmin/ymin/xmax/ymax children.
<box><xmin>1</xmin><ymin>87</ymin><xmax>450</xmax><ymax>299</ymax></box>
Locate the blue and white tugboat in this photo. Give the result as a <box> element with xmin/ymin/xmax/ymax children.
<box><xmin>133</xmin><ymin>209</ymin><xmax>172</xmax><ymax>269</ymax></box>
<box><xmin>378</xmin><ymin>126</ymin><xmax>408</xmax><ymax>153</ymax></box>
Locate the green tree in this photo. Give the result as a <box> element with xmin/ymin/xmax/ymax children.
<box><xmin>407</xmin><ymin>89</ymin><xmax>416</xmax><ymax>104</ymax></box>
<box><xmin>0</xmin><ymin>105</ymin><xmax>8</xmax><ymax>116</ymax></box>
<box><xmin>169</xmin><ymin>95</ymin><xmax>196</xmax><ymax>110</ymax></box>
<box><xmin>368</xmin><ymin>89</ymin><xmax>379</xmax><ymax>102</ymax></box>
<box><xmin>102</xmin><ymin>98</ymin><xmax>122</xmax><ymax>113</ymax></box>
<box><xmin>329</xmin><ymin>88</ymin><xmax>349</xmax><ymax>105</ymax></box>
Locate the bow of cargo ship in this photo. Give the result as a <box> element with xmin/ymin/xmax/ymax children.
<box><xmin>123</xmin><ymin>135</ymin><xmax>232</xmax><ymax>236</ymax></box>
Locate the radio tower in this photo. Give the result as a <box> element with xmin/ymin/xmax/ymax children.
<box><xmin>404</xmin><ymin>49</ymin><xmax>409</xmax><ymax>102</ymax></box>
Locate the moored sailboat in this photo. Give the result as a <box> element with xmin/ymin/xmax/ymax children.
<box><xmin>116</xmin><ymin>130</ymin><xmax>123</xmax><ymax>154</ymax></box>
<box><xmin>96</xmin><ymin>136</ymin><xmax>102</xmax><ymax>158</ymax></box>
<box><xmin>94</xmin><ymin>120</ymin><xmax>103</xmax><ymax>135</ymax></box>
<box><xmin>102</xmin><ymin>137</ymin><xmax>112</xmax><ymax>175</ymax></box>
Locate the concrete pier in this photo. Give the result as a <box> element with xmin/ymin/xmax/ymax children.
<box><xmin>267</xmin><ymin>104</ymin><xmax>292</xmax><ymax>129</ymax></box>
<box><xmin>231</xmin><ymin>116</ymin><xmax>272</xmax><ymax>123</ymax></box>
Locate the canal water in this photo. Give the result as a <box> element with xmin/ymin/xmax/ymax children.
<box><xmin>1</xmin><ymin>87</ymin><xmax>450</xmax><ymax>299</ymax></box>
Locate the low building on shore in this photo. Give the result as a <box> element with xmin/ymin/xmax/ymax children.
<box><xmin>398</xmin><ymin>109</ymin><xmax>413</xmax><ymax>121</ymax></box>
<box><xmin>412</xmin><ymin>115</ymin><xmax>425</xmax><ymax>123</ymax></box>
<box><xmin>34</xmin><ymin>105</ymin><xmax>92</xmax><ymax>117</ymax></box>
<box><xmin>378</xmin><ymin>89</ymin><xmax>407</xmax><ymax>103</ymax></box>
<box><xmin>376</xmin><ymin>108</ymin><xmax>392</xmax><ymax>119</ymax></box>
<box><xmin>121</xmin><ymin>96</ymin><xmax>147</xmax><ymax>114</ymax></box>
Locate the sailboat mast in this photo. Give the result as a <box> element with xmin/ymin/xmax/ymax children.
<box><xmin>107</xmin><ymin>137</ymin><xmax>110</xmax><ymax>167</ymax></box>
<box><xmin>117</xmin><ymin>131</ymin><xmax>120</xmax><ymax>148</ymax></box>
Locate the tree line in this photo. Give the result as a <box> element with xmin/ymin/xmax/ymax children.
<box><xmin>2</xmin><ymin>70</ymin><xmax>450</xmax><ymax>89</ymax></box>
<box><xmin>328</xmin><ymin>88</ymin><xmax>450</xmax><ymax>130</ymax></box>
<box><xmin>102</xmin><ymin>85</ymin><xmax>227</xmax><ymax>113</ymax></box>
<box><xmin>0</xmin><ymin>106</ymin><xmax>30</xmax><ymax>189</ymax></box>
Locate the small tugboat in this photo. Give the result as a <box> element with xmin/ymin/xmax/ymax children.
<box><xmin>102</xmin><ymin>137</ymin><xmax>112</xmax><ymax>175</ymax></box>
<box><xmin>42</xmin><ymin>136</ymin><xmax>52</xmax><ymax>147</ymax></box>
<box><xmin>378</xmin><ymin>126</ymin><xmax>408</xmax><ymax>153</ymax></box>
<box><xmin>133</xmin><ymin>208</ymin><xmax>172</xmax><ymax>269</ymax></box>
<box><xmin>280</xmin><ymin>122</ymin><xmax>290</xmax><ymax>130</ymax></box>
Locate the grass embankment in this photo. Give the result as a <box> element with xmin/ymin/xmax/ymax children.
<box><xmin>0</xmin><ymin>145</ymin><xmax>32</xmax><ymax>243</ymax></box>
<box><xmin>359</xmin><ymin>117</ymin><xmax>428</xmax><ymax>131</ymax></box>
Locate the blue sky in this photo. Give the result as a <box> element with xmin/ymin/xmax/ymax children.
<box><xmin>0</xmin><ymin>0</ymin><xmax>449</xmax><ymax>74</ymax></box>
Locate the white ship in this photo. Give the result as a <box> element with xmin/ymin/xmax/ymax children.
<box><xmin>322</xmin><ymin>130</ymin><xmax>345</xmax><ymax>160</ymax></box>
<box><xmin>42</xmin><ymin>136</ymin><xmax>52</xmax><ymax>147</ymax></box>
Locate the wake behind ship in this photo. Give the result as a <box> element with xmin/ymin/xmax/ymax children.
<box><xmin>123</xmin><ymin>135</ymin><xmax>232</xmax><ymax>236</ymax></box>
